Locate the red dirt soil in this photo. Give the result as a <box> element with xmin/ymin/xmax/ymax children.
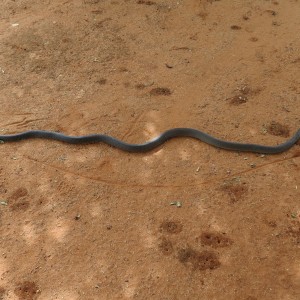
<box><xmin>0</xmin><ymin>0</ymin><xmax>299</xmax><ymax>299</ymax></box>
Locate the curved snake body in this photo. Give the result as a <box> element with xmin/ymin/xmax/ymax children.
<box><xmin>1</xmin><ymin>128</ymin><xmax>299</xmax><ymax>154</ymax></box>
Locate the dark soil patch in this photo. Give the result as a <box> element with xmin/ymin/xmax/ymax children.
<box><xmin>14</xmin><ymin>281</ymin><xmax>39</xmax><ymax>300</ymax></box>
<box><xmin>286</xmin><ymin>220</ymin><xmax>300</xmax><ymax>244</ymax></box>
<box><xmin>267</xmin><ymin>121</ymin><xmax>290</xmax><ymax>137</ymax></box>
<box><xmin>0</xmin><ymin>287</ymin><xmax>6</xmax><ymax>300</ymax></box>
<box><xmin>264</xmin><ymin>9</ymin><xmax>277</xmax><ymax>16</ymax></box>
<box><xmin>8</xmin><ymin>187</ymin><xmax>30</xmax><ymax>211</ymax></box>
<box><xmin>230</xmin><ymin>95</ymin><xmax>248</xmax><ymax>105</ymax></box>
<box><xmin>9</xmin><ymin>187</ymin><xmax>28</xmax><ymax>200</ymax></box>
<box><xmin>231</xmin><ymin>25</ymin><xmax>242</xmax><ymax>30</ymax></box>
<box><xmin>199</xmin><ymin>231</ymin><xmax>233</xmax><ymax>248</ymax></box>
<box><xmin>197</xmin><ymin>11</ymin><xmax>208</xmax><ymax>20</ymax></box>
<box><xmin>150</xmin><ymin>87</ymin><xmax>172</xmax><ymax>96</ymax></box>
<box><xmin>159</xmin><ymin>220</ymin><xmax>183</xmax><ymax>234</ymax></box>
<box><xmin>229</xmin><ymin>85</ymin><xmax>262</xmax><ymax>105</ymax></box>
<box><xmin>137</xmin><ymin>0</ymin><xmax>156</xmax><ymax>5</ymax></box>
<box><xmin>178</xmin><ymin>247</ymin><xmax>221</xmax><ymax>270</ymax></box>
<box><xmin>11</xmin><ymin>201</ymin><xmax>30</xmax><ymax>212</ymax></box>
<box><xmin>135</xmin><ymin>83</ymin><xmax>147</xmax><ymax>90</ymax></box>
<box><xmin>158</xmin><ymin>237</ymin><xmax>174</xmax><ymax>256</ymax></box>
<box><xmin>96</xmin><ymin>78</ymin><xmax>107</xmax><ymax>85</ymax></box>
<box><xmin>84</xmin><ymin>0</ymin><xmax>101</xmax><ymax>4</ymax></box>
<box><xmin>221</xmin><ymin>179</ymin><xmax>248</xmax><ymax>203</ymax></box>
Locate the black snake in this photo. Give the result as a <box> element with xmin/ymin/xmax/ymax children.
<box><xmin>0</xmin><ymin>128</ymin><xmax>299</xmax><ymax>154</ymax></box>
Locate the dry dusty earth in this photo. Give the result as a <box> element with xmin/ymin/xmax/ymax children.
<box><xmin>0</xmin><ymin>0</ymin><xmax>300</xmax><ymax>299</ymax></box>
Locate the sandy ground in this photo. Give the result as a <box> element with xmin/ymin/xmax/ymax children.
<box><xmin>0</xmin><ymin>0</ymin><xmax>300</xmax><ymax>299</ymax></box>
